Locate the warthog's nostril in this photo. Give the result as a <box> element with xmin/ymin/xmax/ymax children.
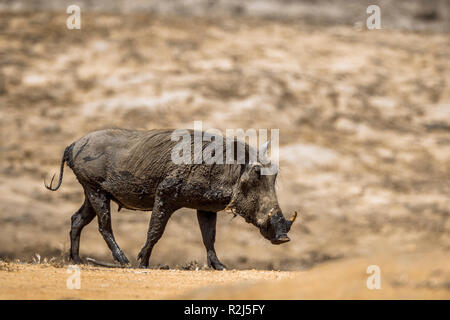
<box><xmin>271</xmin><ymin>236</ymin><xmax>290</xmax><ymax>245</ymax></box>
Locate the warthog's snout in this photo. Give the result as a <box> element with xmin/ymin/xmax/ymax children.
<box><xmin>271</xmin><ymin>235</ymin><xmax>290</xmax><ymax>245</ymax></box>
<box><xmin>260</xmin><ymin>209</ymin><xmax>297</xmax><ymax>245</ymax></box>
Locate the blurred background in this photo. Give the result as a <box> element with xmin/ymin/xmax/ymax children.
<box><xmin>0</xmin><ymin>0</ymin><xmax>449</xmax><ymax>283</ymax></box>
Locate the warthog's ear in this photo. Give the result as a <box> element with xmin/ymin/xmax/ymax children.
<box><xmin>238</xmin><ymin>164</ymin><xmax>261</xmax><ymax>192</ymax></box>
<box><xmin>238</xmin><ymin>170</ymin><xmax>252</xmax><ymax>193</ymax></box>
<box><xmin>260</xmin><ymin>140</ymin><xmax>270</xmax><ymax>157</ymax></box>
<box><xmin>253</xmin><ymin>164</ymin><xmax>262</xmax><ymax>175</ymax></box>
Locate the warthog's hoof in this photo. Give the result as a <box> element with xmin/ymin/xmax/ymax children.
<box><xmin>113</xmin><ymin>252</ymin><xmax>130</xmax><ymax>266</ymax></box>
<box><xmin>208</xmin><ymin>257</ymin><xmax>227</xmax><ymax>270</ymax></box>
<box><xmin>70</xmin><ymin>256</ymin><xmax>84</xmax><ymax>265</ymax></box>
<box><xmin>211</xmin><ymin>262</ymin><xmax>226</xmax><ymax>271</ymax></box>
<box><xmin>137</xmin><ymin>249</ymin><xmax>150</xmax><ymax>268</ymax></box>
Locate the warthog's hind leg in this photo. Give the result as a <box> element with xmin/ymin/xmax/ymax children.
<box><xmin>69</xmin><ymin>197</ymin><xmax>96</xmax><ymax>264</ymax></box>
<box><xmin>197</xmin><ymin>210</ymin><xmax>226</xmax><ymax>270</ymax></box>
<box><xmin>86</xmin><ymin>187</ymin><xmax>129</xmax><ymax>265</ymax></box>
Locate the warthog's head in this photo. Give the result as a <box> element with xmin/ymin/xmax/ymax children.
<box><xmin>226</xmin><ymin>144</ymin><xmax>297</xmax><ymax>245</ymax></box>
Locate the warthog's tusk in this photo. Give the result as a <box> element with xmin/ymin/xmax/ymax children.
<box><xmin>290</xmin><ymin>211</ymin><xmax>298</xmax><ymax>223</ymax></box>
<box><xmin>268</xmin><ymin>208</ymin><xmax>274</xmax><ymax>218</ymax></box>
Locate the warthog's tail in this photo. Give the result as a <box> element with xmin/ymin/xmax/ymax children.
<box><xmin>44</xmin><ymin>145</ymin><xmax>72</xmax><ymax>191</ymax></box>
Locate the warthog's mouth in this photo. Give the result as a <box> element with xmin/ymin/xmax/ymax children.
<box><xmin>271</xmin><ymin>235</ymin><xmax>290</xmax><ymax>245</ymax></box>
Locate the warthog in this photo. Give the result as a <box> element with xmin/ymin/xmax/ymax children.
<box><xmin>46</xmin><ymin>129</ymin><xmax>297</xmax><ymax>269</ymax></box>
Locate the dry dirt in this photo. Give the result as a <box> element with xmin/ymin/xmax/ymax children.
<box><xmin>1</xmin><ymin>251</ymin><xmax>448</xmax><ymax>299</ymax></box>
<box><xmin>0</xmin><ymin>3</ymin><xmax>449</xmax><ymax>299</ymax></box>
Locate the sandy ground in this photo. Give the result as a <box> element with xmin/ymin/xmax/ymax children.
<box><xmin>0</xmin><ymin>263</ymin><xmax>293</xmax><ymax>300</ymax></box>
<box><xmin>1</xmin><ymin>251</ymin><xmax>448</xmax><ymax>299</ymax></box>
<box><xmin>0</xmin><ymin>2</ymin><xmax>449</xmax><ymax>299</ymax></box>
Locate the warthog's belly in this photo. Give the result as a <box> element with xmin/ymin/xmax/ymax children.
<box><xmin>102</xmin><ymin>170</ymin><xmax>159</xmax><ymax>211</ymax></box>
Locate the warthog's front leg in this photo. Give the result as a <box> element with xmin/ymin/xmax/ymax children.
<box><xmin>197</xmin><ymin>210</ymin><xmax>226</xmax><ymax>270</ymax></box>
<box><xmin>137</xmin><ymin>197</ymin><xmax>176</xmax><ymax>268</ymax></box>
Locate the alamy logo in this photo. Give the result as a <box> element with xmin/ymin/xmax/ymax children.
<box><xmin>366</xmin><ymin>5</ymin><xmax>381</xmax><ymax>30</ymax></box>
<box><xmin>366</xmin><ymin>265</ymin><xmax>381</xmax><ymax>290</ymax></box>
<box><xmin>171</xmin><ymin>121</ymin><xmax>279</xmax><ymax>175</ymax></box>
<box><xmin>66</xmin><ymin>265</ymin><xmax>81</xmax><ymax>290</ymax></box>
<box><xmin>66</xmin><ymin>5</ymin><xmax>81</xmax><ymax>30</ymax></box>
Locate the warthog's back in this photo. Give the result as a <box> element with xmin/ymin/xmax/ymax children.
<box><xmin>69</xmin><ymin>129</ymin><xmax>178</xmax><ymax>210</ymax></box>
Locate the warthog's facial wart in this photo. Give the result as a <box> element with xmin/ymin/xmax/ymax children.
<box><xmin>228</xmin><ymin>160</ymin><xmax>298</xmax><ymax>245</ymax></box>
